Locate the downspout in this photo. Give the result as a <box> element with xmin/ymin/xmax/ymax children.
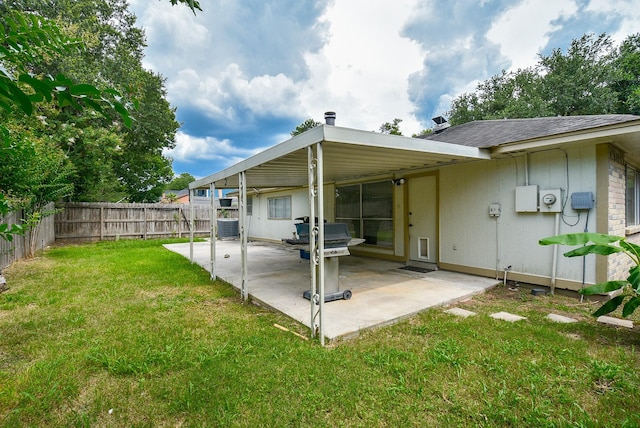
<box><xmin>550</xmin><ymin>212</ymin><xmax>560</xmax><ymax>294</ymax></box>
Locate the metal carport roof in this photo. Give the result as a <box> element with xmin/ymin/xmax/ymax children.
<box><xmin>187</xmin><ymin>123</ymin><xmax>491</xmax><ymax>345</ymax></box>
<box><xmin>189</xmin><ymin>124</ymin><xmax>491</xmax><ymax>190</ymax></box>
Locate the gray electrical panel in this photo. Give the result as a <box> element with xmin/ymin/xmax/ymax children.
<box><xmin>571</xmin><ymin>192</ymin><xmax>594</xmax><ymax>210</ymax></box>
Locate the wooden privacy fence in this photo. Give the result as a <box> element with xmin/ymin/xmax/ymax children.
<box><xmin>55</xmin><ymin>202</ymin><xmax>213</xmax><ymax>243</ymax></box>
<box><xmin>1</xmin><ymin>203</ymin><xmax>55</xmax><ymax>271</ymax></box>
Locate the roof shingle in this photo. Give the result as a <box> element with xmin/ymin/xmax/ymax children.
<box><xmin>420</xmin><ymin>115</ymin><xmax>640</xmax><ymax>148</ymax></box>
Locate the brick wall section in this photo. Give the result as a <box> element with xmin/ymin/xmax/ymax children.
<box><xmin>607</xmin><ymin>145</ymin><xmax>640</xmax><ymax>280</ymax></box>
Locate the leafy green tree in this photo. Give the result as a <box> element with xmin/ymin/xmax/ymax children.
<box><xmin>291</xmin><ymin>118</ymin><xmax>322</xmax><ymax>136</ymax></box>
<box><xmin>447</xmin><ymin>33</ymin><xmax>637</xmax><ymax>125</ymax></box>
<box><xmin>379</xmin><ymin>118</ymin><xmax>403</xmax><ymax>135</ymax></box>
<box><xmin>412</xmin><ymin>129</ymin><xmax>432</xmax><ymax>138</ymax></box>
<box><xmin>4</xmin><ymin>0</ymin><xmax>179</xmax><ymax>202</ymax></box>
<box><xmin>0</xmin><ymin>194</ymin><xmax>23</xmax><ymax>242</ymax></box>
<box><xmin>612</xmin><ymin>33</ymin><xmax>640</xmax><ymax>115</ymax></box>
<box><xmin>449</xmin><ymin>68</ymin><xmax>549</xmax><ymax>125</ymax></box>
<box><xmin>167</xmin><ymin>172</ymin><xmax>196</xmax><ymax>191</ymax></box>
<box><xmin>539</xmin><ymin>33</ymin><xmax>617</xmax><ymax>116</ymax></box>
<box><xmin>0</xmin><ymin>0</ymin><xmax>197</xmax><ymax>242</ymax></box>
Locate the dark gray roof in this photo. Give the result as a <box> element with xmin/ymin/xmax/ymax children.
<box><xmin>421</xmin><ymin>115</ymin><xmax>640</xmax><ymax>148</ymax></box>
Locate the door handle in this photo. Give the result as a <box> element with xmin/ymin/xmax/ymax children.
<box><xmin>409</xmin><ymin>224</ymin><xmax>413</xmax><ymax>227</ymax></box>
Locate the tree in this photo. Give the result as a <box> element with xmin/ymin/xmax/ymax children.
<box><xmin>0</xmin><ymin>0</ymin><xmax>197</xmax><ymax>243</ymax></box>
<box><xmin>612</xmin><ymin>33</ymin><xmax>640</xmax><ymax>115</ymax></box>
<box><xmin>0</xmin><ymin>9</ymin><xmax>132</xmax><ymax>247</ymax></box>
<box><xmin>291</xmin><ymin>118</ymin><xmax>322</xmax><ymax>136</ymax></box>
<box><xmin>379</xmin><ymin>118</ymin><xmax>403</xmax><ymax>135</ymax></box>
<box><xmin>167</xmin><ymin>172</ymin><xmax>196</xmax><ymax>190</ymax></box>
<box><xmin>447</xmin><ymin>33</ymin><xmax>632</xmax><ymax>125</ymax></box>
<box><xmin>3</xmin><ymin>0</ymin><xmax>179</xmax><ymax>203</ymax></box>
<box><xmin>412</xmin><ymin>129</ymin><xmax>432</xmax><ymax>138</ymax></box>
<box><xmin>539</xmin><ymin>33</ymin><xmax>617</xmax><ymax>116</ymax></box>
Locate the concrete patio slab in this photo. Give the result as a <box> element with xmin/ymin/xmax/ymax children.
<box><xmin>164</xmin><ymin>240</ymin><xmax>499</xmax><ymax>341</ymax></box>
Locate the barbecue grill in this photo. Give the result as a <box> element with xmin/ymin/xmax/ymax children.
<box><xmin>283</xmin><ymin>221</ymin><xmax>364</xmax><ymax>302</ymax></box>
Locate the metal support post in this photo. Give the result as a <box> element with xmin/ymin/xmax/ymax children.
<box><xmin>210</xmin><ymin>182</ymin><xmax>217</xmax><ymax>280</ymax></box>
<box><xmin>189</xmin><ymin>189</ymin><xmax>194</xmax><ymax>263</ymax></box>
<box><xmin>239</xmin><ymin>171</ymin><xmax>248</xmax><ymax>301</ymax></box>
<box><xmin>308</xmin><ymin>146</ymin><xmax>318</xmax><ymax>339</ymax></box>
<box><xmin>316</xmin><ymin>143</ymin><xmax>325</xmax><ymax>346</ymax></box>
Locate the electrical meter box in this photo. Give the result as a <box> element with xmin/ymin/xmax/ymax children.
<box><xmin>571</xmin><ymin>192</ymin><xmax>594</xmax><ymax>210</ymax></box>
<box><xmin>539</xmin><ymin>189</ymin><xmax>562</xmax><ymax>213</ymax></box>
<box><xmin>515</xmin><ymin>185</ymin><xmax>538</xmax><ymax>212</ymax></box>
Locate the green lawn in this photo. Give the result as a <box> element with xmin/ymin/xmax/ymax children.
<box><xmin>1</xmin><ymin>239</ymin><xmax>639</xmax><ymax>427</ymax></box>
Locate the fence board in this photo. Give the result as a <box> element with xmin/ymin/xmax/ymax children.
<box><xmin>1</xmin><ymin>203</ymin><xmax>56</xmax><ymax>271</ymax></box>
<box><xmin>54</xmin><ymin>202</ymin><xmax>215</xmax><ymax>243</ymax></box>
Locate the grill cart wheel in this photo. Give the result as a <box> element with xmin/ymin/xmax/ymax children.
<box><xmin>343</xmin><ymin>290</ymin><xmax>352</xmax><ymax>300</ymax></box>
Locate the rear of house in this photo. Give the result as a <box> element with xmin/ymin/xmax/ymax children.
<box><xmin>196</xmin><ymin>114</ymin><xmax>640</xmax><ymax>292</ymax></box>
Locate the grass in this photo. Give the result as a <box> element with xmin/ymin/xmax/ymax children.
<box><xmin>1</xmin><ymin>239</ymin><xmax>639</xmax><ymax>426</ymax></box>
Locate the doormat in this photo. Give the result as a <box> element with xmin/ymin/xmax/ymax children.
<box><xmin>399</xmin><ymin>266</ymin><xmax>434</xmax><ymax>273</ymax></box>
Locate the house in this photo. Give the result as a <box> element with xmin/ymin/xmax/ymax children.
<box><xmin>162</xmin><ymin>188</ymin><xmax>232</xmax><ymax>206</ymax></box>
<box><xmin>190</xmin><ymin>113</ymin><xmax>640</xmax><ymax>297</ymax></box>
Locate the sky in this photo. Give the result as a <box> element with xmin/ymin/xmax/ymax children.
<box><xmin>127</xmin><ymin>0</ymin><xmax>640</xmax><ymax>180</ymax></box>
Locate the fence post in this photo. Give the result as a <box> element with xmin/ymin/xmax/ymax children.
<box><xmin>100</xmin><ymin>206</ymin><xmax>104</xmax><ymax>241</ymax></box>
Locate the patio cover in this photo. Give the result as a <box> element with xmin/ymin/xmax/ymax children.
<box><xmin>188</xmin><ymin>124</ymin><xmax>491</xmax><ymax>345</ymax></box>
<box><xmin>190</xmin><ymin>125</ymin><xmax>491</xmax><ymax>190</ymax></box>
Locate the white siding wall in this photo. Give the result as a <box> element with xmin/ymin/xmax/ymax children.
<box><xmin>243</xmin><ymin>144</ymin><xmax>600</xmax><ymax>286</ymax></box>
<box><xmin>247</xmin><ymin>184</ymin><xmax>335</xmax><ymax>242</ymax></box>
<box><xmin>439</xmin><ymin>144</ymin><xmax>598</xmax><ymax>284</ymax></box>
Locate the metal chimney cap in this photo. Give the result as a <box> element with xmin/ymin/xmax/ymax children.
<box><xmin>324</xmin><ymin>111</ymin><xmax>336</xmax><ymax>125</ymax></box>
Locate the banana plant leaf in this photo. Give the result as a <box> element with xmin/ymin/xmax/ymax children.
<box><xmin>579</xmin><ymin>281</ymin><xmax>628</xmax><ymax>295</ymax></box>
<box><xmin>620</xmin><ymin>240</ymin><xmax>640</xmax><ymax>261</ymax></box>
<box><xmin>628</xmin><ymin>266</ymin><xmax>640</xmax><ymax>290</ymax></box>
<box><xmin>563</xmin><ymin>245</ymin><xmax>622</xmax><ymax>257</ymax></box>
<box><xmin>539</xmin><ymin>233</ymin><xmax>622</xmax><ymax>246</ymax></box>
<box><xmin>623</xmin><ymin>296</ymin><xmax>640</xmax><ymax>317</ymax></box>
<box><xmin>593</xmin><ymin>295</ymin><xmax>626</xmax><ymax>317</ymax></box>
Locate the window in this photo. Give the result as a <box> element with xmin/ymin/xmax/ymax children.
<box><xmin>627</xmin><ymin>165</ymin><xmax>640</xmax><ymax>226</ymax></box>
<box><xmin>336</xmin><ymin>181</ymin><xmax>393</xmax><ymax>248</ymax></box>
<box><xmin>268</xmin><ymin>196</ymin><xmax>291</xmax><ymax>219</ymax></box>
<box><xmin>246</xmin><ymin>196</ymin><xmax>253</xmax><ymax>216</ymax></box>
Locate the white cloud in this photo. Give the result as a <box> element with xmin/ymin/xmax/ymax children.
<box><xmin>486</xmin><ymin>0</ymin><xmax>578</xmax><ymax>71</ymax></box>
<box><xmin>130</xmin><ymin>0</ymin><xmax>640</xmax><ymax>177</ymax></box>
<box><xmin>167</xmin><ymin>64</ymin><xmax>304</xmax><ymax>121</ymax></box>
<box><xmin>301</xmin><ymin>0</ymin><xmax>424</xmax><ymax>134</ymax></box>
<box><xmin>165</xmin><ymin>131</ymin><xmax>263</xmax><ymax>166</ymax></box>
<box><xmin>585</xmin><ymin>0</ymin><xmax>640</xmax><ymax>44</ymax></box>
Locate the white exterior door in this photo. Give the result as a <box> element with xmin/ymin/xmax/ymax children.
<box><xmin>408</xmin><ymin>175</ymin><xmax>437</xmax><ymax>263</ymax></box>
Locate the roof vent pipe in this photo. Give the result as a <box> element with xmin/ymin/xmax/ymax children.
<box><xmin>325</xmin><ymin>111</ymin><xmax>336</xmax><ymax>126</ymax></box>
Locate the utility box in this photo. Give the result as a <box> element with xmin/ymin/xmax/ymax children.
<box><xmin>571</xmin><ymin>192</ymin><xmax>594</xmax><ymax>210</ymax></box>
<box><xmin>515</xmin><ymin>185</ymin><xmax>538</xmax><ymax>212</ymax></box>
<box><xmin>539</xmin><ymin>189</ymin><xmax>562</xmax><ymax>213</ymax></box>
